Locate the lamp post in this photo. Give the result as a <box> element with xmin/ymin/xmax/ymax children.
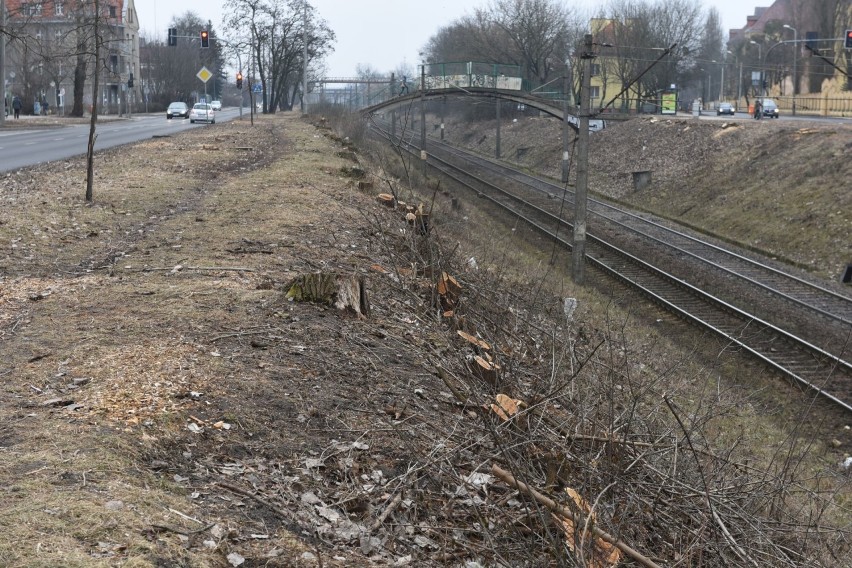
<box><xmin>1</xmin><ymin>0</ymin><xmax>6</xmax><ymax>126</ymax></box>
<box><xmin>749</xmin><ymin>40</ymin><xmax>762</xmax><ymax>95</ymax></box>
<box><xmin>783</xmin><ymin>24</ymin><xmax>797</xmax><ymax>115</ymax></box>
<box><xmin>727</xmin><ymin>49</ymin><xmax>741</xmax><ymax>104</ymax></box>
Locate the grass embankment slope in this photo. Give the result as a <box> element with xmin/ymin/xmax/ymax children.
<box><xmin>442</xmin><ymin>111</ymin><xmax>851</xmax><ymax>282</ymax></box>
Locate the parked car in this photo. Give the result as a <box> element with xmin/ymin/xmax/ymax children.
<box><xmin>717</xmin><ymin>102</ymin><xmax>735</xmax><ymax>116</ymax></box>
<box><xmin>761</xmin><ymin>98</ymin><xmax>779</xmax><ymax>118</ymax></box>
<box><xmin>210</xmin><ymin>100</ymin><xmax>222</xmax><ymax>111</ymax></box>
<box><xmin>189</xmin><ymin>103</ymin><xmax>215</xmax><ymax>124</ymax></box>
<box><xmin>166</xmin><ymin>102</ymin><xmax>189</xmax><ymax>119</ymax></box>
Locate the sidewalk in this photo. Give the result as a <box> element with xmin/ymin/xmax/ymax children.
<box><xmin>1</xmin><ymin>112</ymin><xmax>131</xmax><ymax>128</ymax></box>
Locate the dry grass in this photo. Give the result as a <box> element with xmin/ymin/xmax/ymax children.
<box><xmin>0</xmin><ymin>109</ymin><xmax>849</xmax><ymax>566</ymax></box>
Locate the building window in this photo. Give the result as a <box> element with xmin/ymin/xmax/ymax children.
<box><xmin>109</xmin><ymin>5</ymin><xmax>116</xmax><ymax>17</ymax></box>
<box><xmin>590</xmin><ymin>86</ymin><xmax>600</xmax><ymax>100</ymax></box>
<box><xmin>25</xmin><ymin>3</ymin><xmax>43</xmax><ymax>16</ymax></box>
<box><xmin>590</xmin><ymin>63</ymin><xmax>601</xmax><ymax>77</ymax></box>
<box><xmin>55</xmin><ymin>2</ymin><xmax>63</xmax><ymax>15</ymax></box>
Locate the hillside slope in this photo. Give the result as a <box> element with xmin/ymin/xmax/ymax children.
<box><xmin>440</xmin><ymin>111</ymin><xmax>851</xmax><ymax>282</ymax></box>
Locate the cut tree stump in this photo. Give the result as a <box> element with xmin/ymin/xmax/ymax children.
<box><xmin>285</xmin><ymin>272</ymin><xmax>370</xmax><ymax>317</ymax></box>
<box><xmin>377</xmin><ymin>193</ymin><xmax>396</xmax><ymax>207</ymax></box>
<box><xmin>472</xmin><ymin>355</ymin><xmax>500</xmax><ymax>385</ymax></box>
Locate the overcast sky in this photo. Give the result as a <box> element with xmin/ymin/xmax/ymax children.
<box><xmin>134</xmin><ymin>0</ymin><xmax>757</xmax><ymax>77</ymax></box>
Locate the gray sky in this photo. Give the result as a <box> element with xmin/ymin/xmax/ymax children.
<box><xmin>135</xmin><ymin>0</ymin><xmax>757</xmax><ymax>77</ymax></box>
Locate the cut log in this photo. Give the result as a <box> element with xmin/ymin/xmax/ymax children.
<box><xmin>437</xmin><ymin>272</ymin><xmax>462</xmax><ymax>299</ymax></box>
<box><xmin>457</xmin><ymin>330</ymin><xmax>490</xmax><ymax>351</ymax></box>
<box><xmin>437</xmin><ymin>272</ymin><xmax>462</xmax><ymax>312</ymax></box>
<box><xmin>285</xmin><ymin>272</ymin><xmax>370</xmax><ymax>317</ymax></box>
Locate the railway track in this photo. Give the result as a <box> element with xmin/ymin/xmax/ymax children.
<box><xmin>370</xmin><ymin>121</ymin><xmax>852</xmax><ymax>413</ymax></box>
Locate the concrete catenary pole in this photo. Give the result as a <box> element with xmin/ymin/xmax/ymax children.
<box><xmin>571</xmin><ymin>34</ymin><xmax>594</xmax><ymax>284</ymax></box>
<box><xmin>301</xmin><ymin>0</ymin><xmax>307</xmax><ymax>113</ymax></box>
<box><xmin>561</xmin><ymin>68</ymin><xmax>571</xmax><ymax>183</ymax></box>
<box><xmin>420</xmin><ymin>63</ymin><xmax>426</xmax><ymax>177</ymax></box>
<box><xmin>495</xmin><ymin>96</ymin><xmax>501</xmax><ymax>159</ymax></box>
<box><xmin>1</xmin><ymin>0</ymin><xmax>6</xmax><ymax>127</ymax></box>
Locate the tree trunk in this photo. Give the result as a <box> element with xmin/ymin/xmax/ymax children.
<box><xmin>72</xmin><ymin>31</ymin><xmax>88</xmax><ymax>117</ymax></box>
<box><xmin>85</xmin><ymin>2</ymin><xmax>100</xmax><ymax>202</ymax></box>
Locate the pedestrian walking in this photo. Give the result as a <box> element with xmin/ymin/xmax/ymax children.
<box><xmin>43</xmin><ymin>100</ymin><xmax>50</xmax><ymax>115</ymax></box>
<box><xmin>12</xmin><ymin>96</ymin><xmax>22</xmax><ymax>119</ymax></box>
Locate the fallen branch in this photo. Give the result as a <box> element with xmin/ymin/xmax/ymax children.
<box><xmin>151</xmin><ymin>522</ymin><xmax>214</xmax><ymax>536</ymax></box>
<box><xmin>491</xmin><ymin>464</ymin><xmax>663</xmax><ymax>568</ymax></box>
<box><xmin>216</xmin><ymin>481</ymin><xmax>295</xmax><ymax>522</ymax></box>
<box><xmin>370</xmin><ymin>491</ymin><xmax>403</xmax><ymax>532</ymax></box>
<box><xmin>141</xmin><ymin>266</ymin><xmax>255</xmax><ymax>272</ymax></box>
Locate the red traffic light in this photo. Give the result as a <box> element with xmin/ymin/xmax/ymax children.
<box><xmin>236</xmin><ymin>72</ymin><xmax>243</xmax><ymax>89</ymax></box>
<box><xmin>846</xmin><ymin>29</ymin><xmax>852</xmax><ymax>49</ymax></box>
<box><xmin>200</xmin><ymin>30</ymin><xmax>209</xmax><ymax>48</ymax></box>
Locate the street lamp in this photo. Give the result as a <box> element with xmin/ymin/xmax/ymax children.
<box><xmin>749</xmin><ymin>40</ymin><xmax>762</xmax><ymax>95</ymax></box>
<box><xmin>783</xmin><ymin>24</ymin><xmax>798</xmax><ymax>115</ymax></box>
<box><xmin>727</xmin><ymin>49</ymin><xmax>741</xmax><ymax>103</ymax></box>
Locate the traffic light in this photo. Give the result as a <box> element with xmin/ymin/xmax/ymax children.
<box><xmin>236</xmin><ymin>72</ymin><xmax>243</xmax><ymax>90</ymax></box>
<box><xmin>128</xmin><ymin>73</ymin><xmax>134</xmax><ymax>88</ymax></box>
<box><xmin>168</xmin><ymin>28</ymin><xmax>177</xmax><ymax>46</ymax></box>
<box><xmin>200</xmin><ymin>30</ymin><xmax>209</xmax><ymax>48</ymax></box>
<box><xmin>846</xmin><ymin>29</ymin><xmax>852</xmax><ymax>49</ymax></box>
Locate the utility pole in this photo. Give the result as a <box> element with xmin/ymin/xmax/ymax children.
<box><xmin>440</xmin><ymin>95</ymin><xmax>445</xmax><ymax>141</ymax></box>
<box><xmin>1</xmin><ymin>0</ymin><xmax>6</xmax><ymax>127</ymax></box>
<box><xmin>737</xmin><ymin>61</ymin><xmax>743</xmax><ymax>104</ymax></box>
<box><xmin>495</xmin><ymin>97</ymin><xmax>501</xmax><ymax>159</ymax></box>
<box><xmin>301</xmin><ymin>0</ymin><xmax>308</xmax><ymax>113</ymax></box>
<box><xmin>420</xmin><ymin>62</ymin><xmax>426</xmax><ymax>177</ymax></box>
<box><xmin>572</xmin><ymin>34</ymin><xmax>594</xmax><ymax>285</ymax></box>
<box><xmin>561</xmin><ymin>68</ymin><xmax>571</xmax><ymax>183</ymax></box>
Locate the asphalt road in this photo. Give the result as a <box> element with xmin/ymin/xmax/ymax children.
<box><xmin>0</xmin><ymin>107</ymin><xmax>249</xmax><ymax>172</ymax></box>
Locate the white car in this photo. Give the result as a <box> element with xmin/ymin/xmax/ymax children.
<box><xmin>189</xmin><ymin>103</ymin><xmax>215</xmax><ymax>124</ymax></box>
<box><xmin>210</xmin><ymin>100</ymin><xmax>222</xmax><ymax>111</ymax></box>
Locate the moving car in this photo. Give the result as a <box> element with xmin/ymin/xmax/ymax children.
<box><xmin>189</xmin><ymin>103</ymin><xmax>215</xmax><ymax>124</ymax></box>
<box><xmin>761</xmin><ymin>98</ymin><xmax>779</xmax><ymax>118</ymax></box>
<box><xmin>166</xmin><ymin>102</ymin><xmax>189</xmax><ymax>119</ymax></box>
<box><xmin>210</xmin><ymin>100</ymin><xmax>222</xmax><ymax>111</ymax></box>
<box><xmin>717</xmin><ymin>102</ymin><xmax>735</xmax><ymax>116</ymax></box>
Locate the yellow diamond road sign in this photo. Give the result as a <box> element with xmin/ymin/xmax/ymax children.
<box><xmin>196</xmin><ymin>67</ymin><xmax>213</xmax><ymax>83</ymax></box>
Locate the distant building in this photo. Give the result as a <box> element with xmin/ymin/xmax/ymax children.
<box><xmin>726</xmin><ymin>0</ymin><xmax>846</xmax><ymax>95</ymax></box>
<box><xmin>4</xmin><ymin>0</ymin><xmax>140</xmax><ymax>115</ymax></box>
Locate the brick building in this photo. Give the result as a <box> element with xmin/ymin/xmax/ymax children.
<box><xmin>3</xmin><ymin>0</ymin><xmax>140</xmax><ymax>115</ymax></box>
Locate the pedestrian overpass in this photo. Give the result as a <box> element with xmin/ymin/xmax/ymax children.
<box><xmin>308</xmin><ymin>61</ymin><xmax>610</xmax><ymax>131</ymax></box>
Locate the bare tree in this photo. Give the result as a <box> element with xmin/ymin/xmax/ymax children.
<box><xmin>223</xmin><ymin>0</ymin><xmax>334</xmax><ymax>113</ymax></box>
<box><xmin>598</xmin><ymin>0</ymin><xmax>704</xmax><ymax>109</ymax></box>
<box><xmin>424</xmin><ymin>0</ymin><xmax>580</xmax><ymax>87</ymax></box>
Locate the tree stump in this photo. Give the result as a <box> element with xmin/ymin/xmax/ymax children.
<box><xmin>376</xmin><ymin>193</ymin><xmax>396</xmax><ymax>208</ymax></box>
<box><xmin>285</xmin><ymin>272</ymin><xmax>370</xmax><ymax>317</ymax></box>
